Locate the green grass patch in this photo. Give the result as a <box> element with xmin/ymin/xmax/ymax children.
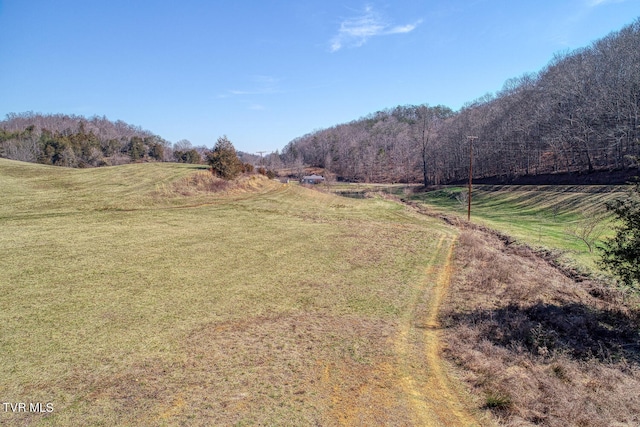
<box><xmin>411</xmin><ymin>184</ymin><xmax>630</xmax><ymax>270</ymax></box>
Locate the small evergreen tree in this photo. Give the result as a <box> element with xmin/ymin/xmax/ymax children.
<box><xmin>128</xmin><ymin>136</ymin><xmax>146</xmax><ymax>161</ymax></box>
<box><xmin>207</xmin><ymin>136</ymin><xmax>242</xmax><ymax>180</ymax></box>
<box><xmin>600</xmin><ymin>184</ymin><xmax>640</xmax><ymax>290</ymax></box>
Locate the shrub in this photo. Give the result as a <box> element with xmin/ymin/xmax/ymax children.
<box><xmin>206</xmin><ymin>136</ymin><xmax>242</xmax><ymax>180</ymax></box>
<box><xmin>600</xmin><ymin>184</ymin><xmax>640</xmax><ymax>290</ymax></box>
<box><xmin>174</xmin><ymin>149</ymin><xmax>201</xmax><ymax>164</ymax></box>
<box><xmin>484</xmin><ymin>390</ymin><xmax>512</xmax><ymax>410</ymax></box>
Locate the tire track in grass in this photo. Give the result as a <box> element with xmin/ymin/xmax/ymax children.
<box><xmin>397</xmin><ymin>232</ymin><xmax>480</xmax><ymax>426</ymax></box>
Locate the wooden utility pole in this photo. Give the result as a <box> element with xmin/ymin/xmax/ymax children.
<box><xmin>467</xmin><ymin>136</ymin><xmax>478</xmax><ymax>221</ymax></box>
<box><xmin>256</xmin><ymin>151</ymin><xmax>267</xmax><ymax>166</ymax></box>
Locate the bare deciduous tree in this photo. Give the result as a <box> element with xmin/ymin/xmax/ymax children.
<box><xmin>565</xmin><ymin>213</ymin><xmax>608</xmax><ymax>253</ymax></box>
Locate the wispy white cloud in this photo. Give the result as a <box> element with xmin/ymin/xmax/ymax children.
<box><xmin>220</xmin><ymin>75</ymin><xmax>282</xmax><ymax>98</ymax></box>
<box><xmin>388</xmin><ymin>23</ymin><xmax>420</xmax><ymax>34</ymax></box>
<box><xmin>330</xmin><ymin>5</ymin><xmax>421</xmax><ymax>52</ymax></box>
<box><xmin>586</xmin><ymin>0</ymin><xmax>626</xmax><ymax>7</ymax></box>
<box><xmin>228</xmin><ymin>89</ymin><xmax>276</xmax><ymax>96</ymax></box>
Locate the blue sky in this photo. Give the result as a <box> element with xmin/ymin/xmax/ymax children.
<box><xmin>1</xmin><ymin>1</ymin><xmax>638</xmax><ymax>153</ymax></box>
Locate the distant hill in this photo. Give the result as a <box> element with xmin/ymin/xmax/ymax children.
<box><xmin>0</xmin><ymin>112</ymin><xmax>171</xmax><ymax>167</ymax></box>
<box><xmin>281</xmin><ymin>18</ymin><xmax>640</xmax><ymax>185</ymax></box>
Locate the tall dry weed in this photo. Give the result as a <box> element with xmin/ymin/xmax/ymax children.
<box><xmin>172</xmin><ymin>171</ymin><xmax>229</xmax><ymax>195</ymax></box>
<box><xmin>155</xmin><ymin>171</ymin><xmax>276</xmax><ymax>198</ymax></box>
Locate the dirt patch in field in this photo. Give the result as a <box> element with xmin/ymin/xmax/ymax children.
<box><xmin>396</xmin><ymin>235</ymin><xmax>487</xmax><ymax>427</ymax></box>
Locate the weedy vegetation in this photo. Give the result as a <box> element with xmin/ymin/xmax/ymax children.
<box><xmin>440</xmin><ymin>228</ymin><xmax>640</xmax><ymax>426</ymax></box>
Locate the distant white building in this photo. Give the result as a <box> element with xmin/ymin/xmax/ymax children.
<box><xmin>301</xmin><ymin>174</ymin><xmax>325</xmax><ymax>184</ymax></box>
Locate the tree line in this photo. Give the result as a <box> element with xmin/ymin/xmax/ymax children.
<box><xmin>280</xmin><ymin>18</ymin><xmax>640</xmax><ymax>185</ymax></box>
<box><xmin>0</xmin><ymin>112</ymin><xmax>174</xmax><ymax>167</ymax></box>
<box><xmin>0</xmin><ymin>113</ymin><xmax>267</xmax><ymax>169</ymax></box>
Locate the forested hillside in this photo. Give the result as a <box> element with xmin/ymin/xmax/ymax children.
<box><xmin>0</xmin><ymin>113</ymin><xmax>172</xmax><ymax>167</ymax></box>
<box><xmin>281</xmin><ymin>19</ymin><xmax>640</xmax><ymax>184</ymax></box>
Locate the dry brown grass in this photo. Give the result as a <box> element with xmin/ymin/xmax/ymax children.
<box><xmin>57</xmin><ymin>314</ymin><xmax>409</xmax><ymax>426</ymax></box>
<box><xmin>172</xmin><ymin>170</ymin><xmax>231</xmax><ymax>195</ymax></box>
<box><xmin>441</xmin><ymin>229</ymin><xmax>640</xmax><ymax>426</ymax></box>
<box><xmin>155</xmin><ymin>170</ymin><xmax>276</xmax><ymax>197</ymax></box>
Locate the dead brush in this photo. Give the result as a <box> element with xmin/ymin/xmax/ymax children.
<box><xmin>442</xmin><ymin>229</ymin><xmax>640</xmax><ymax>427</ymax></box>
<box><xmin>457</xmin><ymin>230</ymin><xmax>488</xmax><ymax>261</ymax></box>
<box><xmin>172</xmin><ymin>171</ymin><xmax>230</xmax><ymax>195</ymax></box>
<box><xmin>155</xmin><ymin>170</ymin><xmax>268</xmax><ymax>197</ymax></box>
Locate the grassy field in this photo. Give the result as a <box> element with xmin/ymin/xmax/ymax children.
<box><xmin>0</xmin><ymin>159</ymin><xmax>477</xmax><ymax>426</ymax></box>
<box><xmin>408</xmin><ymin>184</ymin><xmax>631</xmax><ymax>271</ymax></box>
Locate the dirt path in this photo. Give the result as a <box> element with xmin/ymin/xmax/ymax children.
<box><xmin>396</xmin><ymin>233</ymin><xmax>481</xmax><ymax>427</ymax></box>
